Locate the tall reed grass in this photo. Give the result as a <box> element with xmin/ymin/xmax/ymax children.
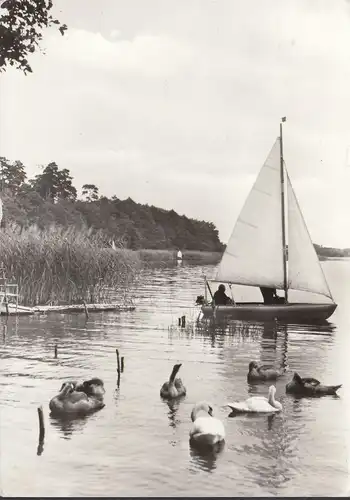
<box><xmin>0</xmin><ymin>224</ymin><xmax>142</xmax><ymax>306</ymax></box>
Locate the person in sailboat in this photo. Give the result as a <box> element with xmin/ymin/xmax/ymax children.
<box><xmin>213</xmin><ymin>284</ymin><xmax>233</xmax><ymax>305</ymax></box>
<box><xmin>260</xmin><ymin>287</ymin><xmax>285</xmax><ymax>305</ymax></box>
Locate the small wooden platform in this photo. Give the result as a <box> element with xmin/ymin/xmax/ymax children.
<box><xmin>0</xmin><ymin>303</ymin><xmax>135</xmax><ymax>316</ymax></box>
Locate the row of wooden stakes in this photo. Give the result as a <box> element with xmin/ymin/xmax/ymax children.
<box><xmin>37</xmin><ymin>312</ymin><xmax>185</xmax><ymax>455</ymax></box>
<box><xmin>178</xmin><ymin>315</ymin><xmax>186</xmax><ymax>328</ymax></box>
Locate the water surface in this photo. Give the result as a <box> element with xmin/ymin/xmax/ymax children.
<box><xmin>0</xmin><ymin>259</ymin><xmax>349</xmax><ymax>496</ymax></box>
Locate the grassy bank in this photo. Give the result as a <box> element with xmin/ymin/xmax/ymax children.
<box><xmin>0</xmin><ymin>224</ymin><xmax>141</xmax><ymax>306</ymax></box>
<box><xmin>136</xmin><ymin>249</ymin><xmax>222</xmax><ymax>265</ymax></box>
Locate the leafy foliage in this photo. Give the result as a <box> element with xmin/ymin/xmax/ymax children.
<box><xmin>30</xmin><ymin>162</ymin><xmax>77</xmax><ymax>201</ymax></box>
<box><xmin>0</xmin><ymin>156</ymin><xmax>27</xmax><ymax>193</ymax></box>
<box><xmin>82</xmin><ymin>184</ymin><xmax>99</xmax><ymax>202</ymax></box>
<box><xmin>0</xmin><ymin>0</ymin><xmax>67</xmax><ymax>74</ymax></box>
<box><xmin>0</xmin><ymin>157</ymin><xmax>224</xmax><ymax>251</ymax></box>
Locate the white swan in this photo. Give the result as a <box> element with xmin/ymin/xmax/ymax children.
<box><xmin>189</xmin><ymin>402</ymin><xmax>225</xmax><ymax>448</ymax></box>
<box><xmin>226</xmin><ymin>385</ymin><xmax>282</xmax><ymax>414</ymax></box>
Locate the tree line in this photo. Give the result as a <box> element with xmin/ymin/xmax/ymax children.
<box><xmin>0</xmin><ymin>157</ymin><xmax>224</xmax><ymax>251</ymax></box>
<box><xmin>0</xmin><ymin>157</ymin><xmax>348</xmax><ymax>256</ymax></box>
<box><xmin>313</xmin><ymin>243</ymin><xmax>350</xmax><ymax>258</ymax></box>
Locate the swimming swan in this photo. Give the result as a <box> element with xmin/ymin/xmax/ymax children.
<box><xmin>59</xmin><ymin>378</ymin><xmax>105</xmax><ymax>400</ymax></box>
<box><xmin>226</xmin><ymin>385</ymin><xmax>282</xmax><ymax>414</ymax></box>
<box><xmin>49</xmin><ymin>382</ymin><xmax>105</xmax><ymax>417</ymax></box>
<box><xmin>160</xmin><ymin>363</ymin><xmax>186</xmax><ymax>399</ymax></box>
<box><xmin>189</xmin><ymin>402</ymin><xmax>225</xmax><ymax>448</ymax></box>
<box><xmin>286</xmin><ymin>372</ymin><xmax>342</xmax><ymax>396</ymax></box>
<box><xmin>247</xmin><ymin>361</ymin><xmax>284</xmax><ymax>382</ymax></box>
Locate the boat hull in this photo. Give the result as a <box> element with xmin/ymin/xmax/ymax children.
<box><xmin>201</xmin><ymin>302</ymin><xmax>337</xmax><ymax>323</ymax></box>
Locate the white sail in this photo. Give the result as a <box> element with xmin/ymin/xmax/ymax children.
<box><xmin>215</xmin><ymin>139</ymin><xmax>285</xmax><ymax>288</ymax></box>
<box><xmin>286</xmin><ymin>173</ymin><xmax>333</xmax><ymax>300</ymax></box>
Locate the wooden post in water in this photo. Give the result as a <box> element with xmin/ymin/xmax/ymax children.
<box><xmin>181</xmin><ymin>315</ymin><xmax>186</xmax><ymax>328</ymax></box>
<box><xmin>1</xmin><ymin>266</ymin><xmax>9</xmax><ymax>316</ymax></box>
<box><xmin>37</xmin><ymin>405</ymin><xmax>45</xmax><ymax>456</ymax></box>
<box><xmin>54</xmin><ymin>344</ymin><xmax>58</xmax><ymax>358</ymax></box>
<box><xmin>4</xmin><ymin>297</ymin><xmax>9</xmax><ymax>316</ymax></box>
<box><xmin>116</xmin><ymin>348</ymin><xmax>121</xmax><ymax>386</ymax></box>
<box><xmin>121</xmin><ymin>356</ymin><xmax>124</xmax><ymax>373</ymax></box>
<box><xmin>83</xmin><ymin>300</ymin><xmax>89</xmax><ymax>319</ymax></box>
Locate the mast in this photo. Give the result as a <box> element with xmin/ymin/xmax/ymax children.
<box><xmin>280</xmin><ymin>117</ymin><xmax>288</xmax><ymax>302</ymax></box>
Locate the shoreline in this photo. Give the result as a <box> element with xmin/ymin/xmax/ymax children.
<box><xmin>135</xmin><ymin>249</ymin><xmax>222</xmax><ymax>265</ymax></box>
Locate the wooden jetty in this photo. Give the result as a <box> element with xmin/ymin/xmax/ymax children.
<box><xmin>0</xmin><ymin>267</ymin><xmax>135</xmax><ymax>316</ymax></box>
<box><xmin>0</xmin><ymin>302</ymin><xmax>135</xmax><ymax>316</ymax></box>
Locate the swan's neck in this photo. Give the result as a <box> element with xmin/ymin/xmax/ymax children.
<box><xmin>193</xmin><ymin>409</ymin><xmax>211</xmax><ymax>421</ymax></box>
<box><xmin>268</xmin><ymin>390</ymin><xmax>276</xmax><ymax>407</ymax></box>
<box><xmin>169</xmin><ymin>365</ymin><xmax>181</xmax><ymax>383</ymax></box>
<box><xmin>58</xmin><ymin>385</ymin><xmax>72</xmax><ymax>400</ymax></box>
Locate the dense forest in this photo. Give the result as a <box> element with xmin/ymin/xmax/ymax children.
<box><xmin>0</xmin><ymin>157</ymin><xmax>224</xmax><ymax>251</ymax></box>
<box><xmin>0</xmin><ymin>156</ymin><xmax>348</xmax><ymax>257</ymax></box>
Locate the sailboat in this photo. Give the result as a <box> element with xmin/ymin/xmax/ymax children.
<box><xmin>201</xmin><ymin>118</ymin><xmax>337</xmax><ymax>322</ymax></box>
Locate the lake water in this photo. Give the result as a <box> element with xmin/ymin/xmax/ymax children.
<box><xmin>0</xmin><ymin>259</ymin><xmax>349</xmax><ymax>497</ymax></box>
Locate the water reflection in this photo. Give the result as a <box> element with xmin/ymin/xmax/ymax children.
<box><xmin>3</xmin><ymin>322</ymin><xmax>8</xmax><ymax>342</ymax></box>
<box><xmin>259</xmin><ymin>322</ymin><xmax>288</xmax><ymax>373</ymax></box>
<box><xmin>189</xmin><ymin>440</ymin><xmax>225</xmax><ymax>473</ymax></box>
<box><xmin>49</xmin><ymin>414</ymin><xmax>90</xmax><ymax>440</ymax></box>
<box><xmin>234</xmin><ymin>411</ymin><xmax>299</xmax><ymax>491</ymax></box>
<box><xmin>288</xmin><ymin>321</ymin><xmax>335</xmax><ymax>336</ymax></box>
<box><xmin>37</xmin><ymin>439</ymin><xmax>45</xmax><ymax>456</ymax></box>
<box><xmin>196</xmin><ymin>318</ymin><xmax>263</xmax><ymax>343</ymax></box>
<box><xmin>0</xmin><ymin>261</ymin><xmax>348</xmax><ymax>496</ymax></box>
<box><xmin>114</xmin><ymin>386</ymin><xmax>121</xmax><ymax>403</ymax></box>
<box><xmin>163</xmin><ymin>398</ymin><xmax>184</xmax><ymax>429</ymax></box>
<box><xmin>267</xmin><ymin>413</ymin><xmax>276</xmax><ymax>430</ymax></box>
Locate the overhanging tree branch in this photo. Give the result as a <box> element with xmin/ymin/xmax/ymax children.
<box><xmin>0</xmin><ymin>0</ymin><xmax>67</xmax><ymax>74</ymax></box>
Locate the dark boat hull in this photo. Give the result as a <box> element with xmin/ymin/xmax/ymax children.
<box><xmin>201</xmin><ymin>302</ymin><xmax>337</xmax><ymax>322</ymax></box>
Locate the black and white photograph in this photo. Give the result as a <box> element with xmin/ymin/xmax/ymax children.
<box><xmin>0</xmin><ymin>0</ymin><xmax>349</xmax><ymax>496</ymax></box>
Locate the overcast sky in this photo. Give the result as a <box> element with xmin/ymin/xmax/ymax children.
<box><xmin>1</xmin><ymin>0</ymin><xmax>349</xmax><ymax>247</ymax></box>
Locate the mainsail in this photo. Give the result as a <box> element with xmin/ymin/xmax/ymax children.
<box><xmin>214</xmin><ymin>134</ymin><xmax>334</xmax><ymax>302</ymax></box>
<box><xmin>215</xmin><ymin>139</ymin><xmax>285</xmax><ymax>288</ymax></box>
<box><xmin>287</xmin><ymin>173</ymin><xmax>333</xmax><ymax>300</ymax></box>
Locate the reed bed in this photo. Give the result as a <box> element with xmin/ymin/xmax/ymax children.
<box><xmin>0</xmin><ymin>224</ymin><xmax>142</xmax><ymax>306</ymax></box>
<box><xmin>137</xmin><ymin>249</ymin><xmax>222</xmax><ymax>265</ymax></box>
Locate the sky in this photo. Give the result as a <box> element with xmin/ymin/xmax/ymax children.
<box><xmin>1</xmin><ymin>0</ymin><xmax>349</xmax><ymax>247</ymax></box>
